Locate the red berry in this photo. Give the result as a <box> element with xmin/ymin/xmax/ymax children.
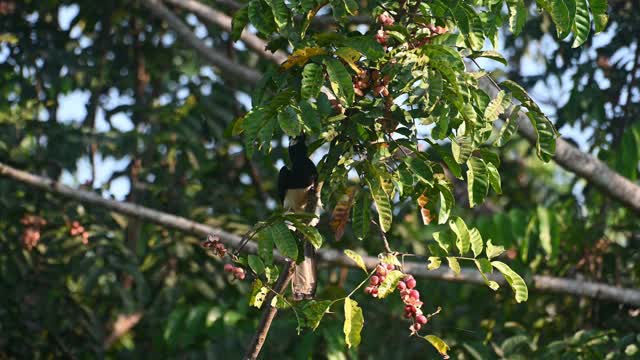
<box><xmin>374</xmin><ymin>30</ymin><xmax>388</xmax><ymax>45</ymax></box>
<box><xmin>409</xmin><ymin>289</ymin><xmax>420</xmax><ymax>300</ymax></box>
<box><xmin>224</xmin><ymin>264</ymin><xmax>234</xmax><ymax>272</ymax></box>
<box><xmin>370</xmin><ymin>275</ymin><xmax>380</xmax><ymax>285</ymax></box>
<box><xmin>406</xmin><ymin>278</ymin><xmax>417</xmax><ymax>289</ymax></box>
<box><xmin>413</xmin><ymin>323</ymin><xmax>422</xmax><ymax>332</ymax></box>
<box><xmin>397</xmin><ymin>281</ymin><xmax>407</xmax><ymax>291</ymax></box>
<box><xmin>386</xmin><ymin>263</ymin><xmax>394</xmax><ymax>270</ymax></box>
<box><xmin>370</xmin><ymin>287</ymin><xmax>379</xmax><ymax>295</ymax></box>
<box><xmin>376</xmin><ymin>265</ymin><xmax>388</xmax><ymax>276</ymax></box>
<box><xmin>364</xmin><ymin>286</ymin><xmax>373</xmax><ymax>294</ymax></box>
<box><xmin>416</xmin><ymin>315</ymin><xmax>428</xmax><ymax>325</ymax></box>
<box><xmin>404</xmin><ymin>311</ymin><xmax>413</xmax><ymax>319</ymax></box>
<box><xmin>378</xmin><ymin>12</ymin><xmax>394</xmax><ymax>26</ymax></box>
<box><xmin>236</xmin><ymin>272</ymin><xmax>246</xmax><ymax>280</ymax></box>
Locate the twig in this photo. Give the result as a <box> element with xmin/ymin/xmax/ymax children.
<box><xmin>371</xmin><ymin>219</ymin><xmax>392</xmax><ymax>253</ymax></box>
<box><xmin>243</xmin><ymin>260</ymin><xmax>295</xmax><ymax>360</ymax></box>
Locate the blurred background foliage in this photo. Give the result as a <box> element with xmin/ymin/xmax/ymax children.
<box><xmin>0</xmin><ymin>0</ymin><xmax>639</xmax><ymax>358</ymax></box>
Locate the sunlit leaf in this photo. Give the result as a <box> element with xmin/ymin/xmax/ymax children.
<box><xmin>491</xmin><ymin>261</ymin><xmax>529</xmax><ymax>303</ymax></box>
<box><xmin>344</xmin><ymin>249</ymin><xmax>367</xmax><ymax>272</ymax></box>
<box><xmin>377</xmin><ymin>270</ymin><xmax>404</xmax><ymax>298</ymax></box>
<box><xmin>343</xmin><ymin>298</ymin><xmax>364</xmax><ymax>348</ymax></box>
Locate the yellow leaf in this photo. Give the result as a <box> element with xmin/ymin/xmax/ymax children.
<box><xmin>330</xmin><ymin>186</ymin><xmax>357</xmax><ymax>241</ymax></box>
<box><xmin>281</xmin><ymin>47</ymin><xmax>327</xmax><ymax>70</ymax></box>
<box><xmin>335</xmin><ymin>47</ymin><xmax>362</xmax><ymax>73</ymax></box>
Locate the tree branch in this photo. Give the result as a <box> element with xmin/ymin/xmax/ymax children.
<box><xmin>165</xmin><ymin>0</ymin><xmax>288</xmax><ymax>64</ymax></box>
<box><xmin>243</xmin><ymin>261</ymin><xmax>295</xmax><ymax>360</ymax></box>
<box><xmin>2</xmin><ymin>161</ymin><xmax>640</xmax><ymax>305</ymax></box>
<box><xmin>479</xmin><ymin>77</ymin><xmax>640</xmax><ymax>214</ymax></box>
<box><xmin>139</xmin><ymin>0</ymin><xmax>262</xmax><ymax>85</ymax></box>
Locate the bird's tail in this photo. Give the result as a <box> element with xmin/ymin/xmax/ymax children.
<box><xmin>292</xmin><ymin>241</ymin><xmax>317</xmax><ymax>301</ymax></box>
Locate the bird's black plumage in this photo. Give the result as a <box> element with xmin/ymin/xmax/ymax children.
<box><xmin>277</xmin><ymin>133</ymin><xmax>318</xmax><ymax>300</ymax></box>
<box><xmin>277</xmin><ymin>134</ymin><xmax>318</xmax><ymax>206</ymax></box>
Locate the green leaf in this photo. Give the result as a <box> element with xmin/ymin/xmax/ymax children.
<box><xmin>452</xmin><ymin>135</ymin><xmax>473</xmax><ymax>164</ymax></box>
<box><xmin>343</xmin><ymin>298</ymin><xmax>364</xmax><ymax>348</ymax></box>
<box><xmin>548</xmin><ymin>0</ymin><xmax>572</xmax><ymax>38</ymax></box>
<box><xmin>500</xmin><ymin>80</ymin><xmax>543</xmax><ymax>114</ymax></box>
<box><xmin>248</xmin><ymin>0</ymin><xmax>276</xmax><ymax>35</ymax></box>
<box><xmin>248</xmin><ymin>254</ymin><xmax>266</xmax><ymax>275</ymax></box>
<box><xmin>367</xmin><ymin>178</ymin><xmax>393</xmax><ymax>233</ymax></box>
<box><xmin>377</xmin><ymin>270</ymin><xmax>404</xmax><ymax>298</ymax></box>
<box><xmin>424</xmin><ymin>335</ymin><xmax>450</xmax><ymax>358</ymax></box>
<box><xmin>301</xmin><ymin>63</ymin><xmax>324</xmax><ymax>99</ymax></box>
<box><xmin>446</xmin><ymin>257</ymin><xmax>461</xmax><ymax>274</ymax></box>
<box><xmin>460</xmin><ymin>103</ymin><xmax>477</xmax><ymax>123</ymax></box>
<box><xmin>486</xmin><ymin>162</ymin><xmax>502</xmax><ymax>194</ymax></box>
<box><xmin>323</xmin><ymin>58</ymin><xmax>355</xmax><ymax>106</ymax></box>
<box><xmin>292</xmin><ymin>220</ymin><xmax>323</xmax><ymax>249</ymax></box>
<box><xmin>469</xmin><ymin>227</ymin><xmax>483</xmax><ymax>258</ymax></box>
<box><xmin>249</xmin><ymin>279</ymin><xmax>269</xmax><ymax>308</ymax></box>
<box><xmin>427</xmin><ymin>256</ymin><xmax>442</xmax><ymax>270</ymax></box>
<box><xmin>405</xmin><ymin>157</ymin><xmax>433</xmax><ymax>185</ymax></box>
<box><xmin>231</xmin><ymin>6</ymin><xmax>249</xmax><ymax>42</ymax></box>
<box><xmin>537</xmin><ymin>207</ymin><xmax>554</xmax><ymax>258</ymax></box>
<box><xmin>572</xmin><ymin>0</ymin><xmax>591</xmax><ymax>47</ymax></box>
<box><xmin>484</xmin><ymin>90</ymin><xmax>511</xmax><ymax>122</ymax></box>
<box><xmin>466</xmin><ymin>157</ymin><xmax>489</xmax><ymax>208</ymax></box>
<box><xmin>491</xmin><ymin>261</ymin><xmax>529</xmax><ymax>303</ymax></box>
<box><xmin>469</xmin><ymin>50</ymin><xmax>508</xmax><ymax>66</ymax></box>
<box><xmin>278</xmin><ymin>106</ymin><xmax>302</xmax><ymax>137</ymax></box>
<box><xmin>341</xmin><ymin>36</ymin><xmax>385</xmax><ymax>61</ymax></box>
<box><xmin>258</xmin><ymin>230</ymin><xmax>274</xmax><ymax>265</ymax></box>
<box><xmin>266</xmin><ymin>222</ymin><xmax>298</xmax><ymax>260</ymax></box>
<box><xmin>344</xmin><ymin>249</ymin><xmax>367</xmax><ymax>272</ymax></box>
<box><xmin>302</xmin><ymin>300</ymin><xmax>332</xmax><ymax>330</ymax></box>
<box><xmin>475</xmin><ymin>259</ymin><xmax>499</xmax><ymax>290</ymax></box>
<box><xmin>449</xmin><ymin>216</ymin><xmax>471</xmax><ymax>255</ymax></box>
<box><xmin>589</xmin><ymin>0</ymin><xmax>608</xmax><ymax>32</ymax></box>
<box><xmin>352</xmin><ymin>190</ymin><xmax>371</xmax><ymax>240</ymax></box>
<box><xmin>436</xmin><ymin>182</ymin><xmax>454</xmax><ymax>224</ymax></box>
<box><xmin>507</xmin><ymin>0</ymin><xmax>527</xmax><ymax>35</ymax></box>
<box><xmin>486</xmin><ymin>239</ymin><xmax>505</xmax><ymax>259</ymax></box>
<box><xmin>526</xmin><ymin>111</ymin><xmax>557</xmax><ymax>162</ymax></box>
<box><xmin>265</xmin><ymin>0</ymin><xmax>289</xmax><ymax>29</ymax></box>
<box><xmin>433</xmin><ymin>230</ymin><xmax>455</xmax><ymax>255</ymax></box>
<box><xmin>497</xmin><ymin>105</ymin><xmax>521</xmax><ymax>146</ymax></box>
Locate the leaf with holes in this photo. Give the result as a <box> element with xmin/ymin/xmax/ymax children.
<box><xmin>377</xmin><ymin>270</ymin><xmax>404</xmax><ymax>298</ymax></box>
<box><xmin>344</xmin><ymin>249</ymin><xmax>367</xmax><ymax>272</ymax></box>
<box><xmin>343</xmin><ymin>298</ymin><xmax>364</xmax><ymax>348</ymax></box>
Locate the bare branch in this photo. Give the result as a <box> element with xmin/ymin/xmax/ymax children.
<box><xmin>165</xmin><ymin>0</ymin><xmax>287</xmax><ymax>64</ymax></box>
<box><xmin>2</xmin><ymin>161</ymin><xmax>640</xmax><ymax>306</ymax></box>
<box><xmin>139</xmin><ymin>0</ymin><xmax>262</xmax><ymax>85</ymax></box>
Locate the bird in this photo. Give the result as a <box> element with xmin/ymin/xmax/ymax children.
<box><xmin>278</xmin><ymin>133</ymin><xmax>318</xmax><ymax>300</ymax></box>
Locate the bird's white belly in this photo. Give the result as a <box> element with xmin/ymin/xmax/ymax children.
<box><xmin>284</xmin><ymin>188</ymin><xmax>310</xmax><ymax>212</ymax></box>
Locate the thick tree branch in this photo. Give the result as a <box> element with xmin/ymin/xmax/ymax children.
<box><xmin>165</xmin><ymin>0</ymin><xmax>288</xmax><ymax>64</ymax></box>
<box><xmin>480</xmin><ymin>78</ymin><xmax>640</xmax><ymax>214</ymax></box>
<box><xmin>243</xmin><ymin>261</ymin><xmax>295</xmax><ymax>360</ymax></box>
<box><xmin>139</xmin><ymin>0</ymin><xmax>262</xmax><ymax>85</ymax></box>
<box><xmin>2</xmin><ymin>161</ymin><xmax>640</xmax><ymax>306</ymax></box>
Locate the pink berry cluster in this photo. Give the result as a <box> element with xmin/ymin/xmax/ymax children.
<box><xmin>364</xmin><ymin>262</ymin><xmax>395</xmax><ymax>297</ymax></box>
<box><xmin>69</xmin><ymin>221</ymin><xmax>90</xmax><ymax>244</ymax></box>
<box><xmin>374</xmin><ymin>12</ymin><xmax>394</xmax><ymax>46</ymax></box>
<box><xmin>398</xmin><ymin>274</ymin><xmax>428</xmax><ymax>333</ymax></box>
<box><xmin>224</xmin><ymin>263</ymin><xmax>246</xmax><ymax>280</ymax></box>
<box><xmin>201</xmin><ymin>234</ymin><xmax>228</xmax><ymax>257</ymax></box>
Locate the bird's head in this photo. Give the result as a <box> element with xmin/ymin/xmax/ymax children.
<box><xmin>288</xmin><ymin>132</ymin><xmax>307</xmax><ymax>161</ymax></box>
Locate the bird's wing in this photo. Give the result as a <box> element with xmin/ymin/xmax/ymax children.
<box><xmin>277</xmin><ymin>165</ymin><xmax>292</xmax><ymax>205</ymax></box>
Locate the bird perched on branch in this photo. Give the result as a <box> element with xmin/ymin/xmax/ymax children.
<box><xmin>278</xmin><ymin>133</ymin><xmax>319</xmax><ymax>300</ymax></box>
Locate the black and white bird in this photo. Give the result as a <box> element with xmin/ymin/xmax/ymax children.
<box><xmin>278</xmin><ymin>133</ymin><xmax>318</xmax><ymax>300</ymax></box>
